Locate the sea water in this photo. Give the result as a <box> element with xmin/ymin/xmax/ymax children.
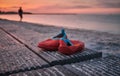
<box><xmin>0</xmin><ymin>14</ymin><xmax>120</xmax><ymax>34</ymax></box>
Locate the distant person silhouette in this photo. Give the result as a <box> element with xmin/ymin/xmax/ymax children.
<box><xmin>18</xmin><ymin>7</ymin><xmax>23</xmax><ymax>21</ymax></box>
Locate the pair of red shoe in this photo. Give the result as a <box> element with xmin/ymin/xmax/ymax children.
<box><xmin>38</xmin><ymin>38</ymin><xmax>84</xmax><ymax>55</ymax></box>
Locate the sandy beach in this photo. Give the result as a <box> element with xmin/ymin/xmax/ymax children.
<box><xmin>0</xmin><ymin>18</ymin><xmax>120</xmax><ymax>57</ymax></box>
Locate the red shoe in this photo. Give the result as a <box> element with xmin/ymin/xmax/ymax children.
<box><xmin>58</xmin><ymin>40</ymin><xmax>84</xmax><ymax>55</ymax></box>
<box><xmin>38</xmin><ymin>29</ymin><xmax>67</xmax><ymax>51</ymax></box>
<box><xmin>38</xmin><ymin>39</ymin><xmax>59</xmax><ymax>51</ymax></box>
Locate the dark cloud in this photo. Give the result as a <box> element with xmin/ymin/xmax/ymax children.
<box><xmin>70</xmin><ymin>0</ymin><xmax>120</xmax><ymax>8</ymax></box>
<box><xmin>64</xmin><ymin>5</ymin><xmax>91</xmax><ymax>9</ymax></box>
<box><xmin>97</xmin><ymin>0</ymin><xmax>120</xmax><ymax>8</ymax></box>
<box><xmin>103</xmin><ymin>2</ymin><xmax>120</xmax><ymax>8</ymax></box>
<box><xmin>10</xmin><ymin>6</ymin><xmax>19</xmax><ymax>8</ymax></box>
<box><xmin>0</xmin><ymin>6</ymin><xmax>19</xmax><ymax>9</ymax></box>
<box><xmin>70</xmin><ymin>0</ymin><xmax>83</xmax><ymax>4</ymax></box>
<box><xmin>43</xmin><ymin>4</ymin><xmax>91</xmax><ymax>10</ymax></box>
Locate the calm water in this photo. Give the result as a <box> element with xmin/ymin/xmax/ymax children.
<box><xmin>0</xmin><ymin>14</ymin><xmax>120</xmax><ymax>34</ymax></box>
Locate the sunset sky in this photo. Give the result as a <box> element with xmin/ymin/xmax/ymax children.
<box><xmin>0</xmin><ymin>0</ymin><xmax>120</xmax><ymax>14</ymax></box>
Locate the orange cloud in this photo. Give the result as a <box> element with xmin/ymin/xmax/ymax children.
<box><xmin>0</xmin><ymin>0</ymin><xmax>120</xmax><ymax>14</ymax></box>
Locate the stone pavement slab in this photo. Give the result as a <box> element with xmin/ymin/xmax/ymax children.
<box><xmin>0</xmin><ymin>29</ymin><xmax>49</xmax><ymax>75</ymax></box>
<box><xmin>0</xmin><ymin>24</ymin><xmax>102</xmax><ymax>66</ymax></box>
<box><xmin>9</xmin><ymin>65</ymin><xmax>76</xmax><ymax>76</ymax></box>
<box><xmin>64</xmin><ymin>55</ymin><xmax>120</xmax><ymax>76</ymax></box>
<box><xmin>0</xmin><ymin>29</ymin><xmax>18</xmax><ymax>48</ymax></box>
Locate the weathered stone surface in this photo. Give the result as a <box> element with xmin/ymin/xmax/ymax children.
<box><xmin>64</xmin><ymin>55</ymin><xmax>120</xmax><ymax>76</ymax></box>
<box><xmin>0</xmin><ymin>45</ymin><xmax>49</xmax><ymax>75</ymax></box>
<box><xmin>9</xmin><ymin>65</ymin><xmax>76</xmax><ymax>76</ymax></box>
<box><xmin>39</xmin><ymin>48</ymin><xmax>102</xmax><ymax>65</ymax></box>
<box><xmin>0</xmin><ymin>24</ymin><xmax>102</xmax><ymax>66</ymax></box>
<box><xmin>0</xmin><ymin>29</ymin><xmax>49</xmax><ymax>75</ymax></box>
<box><xmin>0</xmin><ymin>29</ymin><xmax>18</xmax><ymax>48</ymax></box>
<box><xmin>0</xmin><ymin>20</ymin><xmax>119</xmax><ymax>76</ymax></box>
